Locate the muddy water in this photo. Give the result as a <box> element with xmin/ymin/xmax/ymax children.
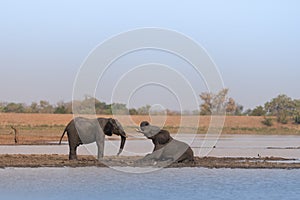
<box><xmin>0</xmin><ymin>134</ymin><xmax>299</xmax><ymax>158</ymax></box>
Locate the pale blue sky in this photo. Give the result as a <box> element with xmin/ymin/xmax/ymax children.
<box><xmin>0</xmin><ymin>0</ymin><xmax>299</xmax><ymax>110</ymax></box>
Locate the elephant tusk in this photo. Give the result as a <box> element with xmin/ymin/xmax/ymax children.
<box><xmin>135</xmin><ymin>128</ymin><xmax>143</xmax><ymax>133</ymax></box>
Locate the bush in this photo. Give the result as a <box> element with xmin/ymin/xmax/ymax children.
<box><xmin>54</xmin><ymin>105</ymin><xmax>67</xmax><ymax>114</ymax></box>
<box><xmin>294</xmin><ymin>115</ymin><xmax>300</xmax><ymax>124</ymax></box>
<box><xmin>277</xmin><ymin>113</ymin><xmax>288</xmax><ymax>124</ymax></box>
<box><xmin>251</xmin><ymin>106</ymin><xmax>266</xmax><ymax>116</ymax></box>
<box><xmin>262</xmin><ymin>117</ymin><xmax>273</xmax><ymax>126</ymax></box>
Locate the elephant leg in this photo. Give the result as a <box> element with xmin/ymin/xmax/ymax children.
<box><xmin>97</xmin><ymin>142</ymin><xmax>104</xmax><ymax>160</ymax></box>
<box><xmin>66</xmin><ymin>131</ymin><xmax>79</xmax><ymax>160</ymax></box>
<box><xmin>69</xmin><ymin>145</ymin><xmax>78</xmax><ymax>160</ymax></box>
<box><xmin>142</xmin><ymin>148</ymin><xmax>164</xmax><ymax>161</ymax></box>
<box><xmin>175</xmin><ymin>147</ymin><xmax>194</xmax><ymax>163</ymax></box>
<box><xmin>96</xmin><ymin>133</ymin><xmax>105</xmax><ymax>160</ymax></box>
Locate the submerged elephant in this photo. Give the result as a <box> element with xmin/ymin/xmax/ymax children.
<box><xmin>59</xmin><ymin>117</ymin><xmax>126</xmax><ymax>160</ymax></box>
<box><xmin>137</xmin><ymin>121</ymin><xmax>194</xmax><ymax>163</ymax></box>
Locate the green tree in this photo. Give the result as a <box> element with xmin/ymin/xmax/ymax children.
<box><xmin>129</xmin><ymin>108</ymin><xmax>138</xmax><ymax>115</ymax></box>
<box><xmin>243</xmin><ymin>109</ymin><xmax>252</xmax><ymax>116</ymax></box>
<box><xmin>3</xmin><ymin>103</ymin><xmax>25</xmax><ymax>113</ymax></box>
<box><xmin>74</xmin><ymin>96</ymin><xmax>97</xmax><ymax>114</ymax></box>
<box><xmin>292</xmin><ymin>99</ymin><xmax>300</xmax><ymax>124</ymax></box>
<box><xmin>250</xmin><ymin>106</ymin><xmax>266</xmax><ymax>116</ymax></box>
<box><xmin>0</xmin><ymin>102</ymin><xmax>6</xmax><ymax>112</ymax></box>
<box><xmin>234</xmin><ymin>104</ymin><xmax>244</xmax><ymax>115</ymax></box>
<box><xmin>264</xmin><ymin>94</ymin><xmax>294</xmax><ymax>124</ymax></box>
<box><xmin>29</xmin><ymin>102</ymin><xmax>39</xmax><ymax>113</ymax></box>
<box><xmin>95</xmin><ymin>101</ymin><xmax>111</xmax><ymax>114</ymax></box>
<box><xmin>39</xmin><ymin>100</ymin><xmax>54</xmax><ymax>113</ymax></box>
<box><xmin>111</xmin><ymin>103</ymin><xmax>128</xmax><ymax>115</ymax></box>
<box><xmin>261</xmin><ymin>117</ymin><xmax>273</xmax><ymax>126</ymax></box>
<box><xmin>54</xmin><ymin>101</ymin><xmax>69</xmax><ymax>114</ymax></box>
<box><xmin>137</xmin><ymin>105</ymin><xmax>151</xmax><ymax>115</ymax></box>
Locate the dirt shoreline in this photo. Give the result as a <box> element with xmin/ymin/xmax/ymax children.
<box><xmin>1</xmin><ymin>154</ymin><xmax>300</xmax><ymax>169</ymax></box>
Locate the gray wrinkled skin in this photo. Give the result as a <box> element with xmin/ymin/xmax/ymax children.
<box><xmin>137</xmin><ymin>121</ymin><xmax>194</xmax><ymax>163</ymax></box>
<box><xmin>139</xmin><ymin>124</ymin><xmax>161</xmax><ymax>138</ymax></box>
<box><xmin>59</xmin><ymin>117</ymin><xmax>126</xmax><ymax>160</ymax></box>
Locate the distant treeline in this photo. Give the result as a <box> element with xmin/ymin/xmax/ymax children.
<box><xmin>0</xmin><ymin>97</ymin><xmax>188</xmax><ymax>115</ymax></box>
<box><xmin>198</xmin><ymin>89</ymin><xmax>300</xmax><ymax>124</ymax></box>
<box><xmin>1</xmin><ymin>90</ymin><xmax>300</xmax><ymax>124</ymax></box>
<box><xmin>248</xmin><ymin>94</ymin><xmax>300</xmax><ymax>125</ymax></box>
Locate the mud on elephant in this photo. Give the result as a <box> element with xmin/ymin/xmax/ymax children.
<box><xmin>59</xmin><ymin>117</ymin><xmax>126</xmax><ymax>160</ymax></box>
<box><xmin>137</xmin><ymin>121</ymin><xmax>194</xmax><ymax>163</ymax></box>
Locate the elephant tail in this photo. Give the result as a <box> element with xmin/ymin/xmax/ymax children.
<box><xmin>58</xmin><ymin>129</ymin><xmax>67</xmax><ymax>145</ymax></box>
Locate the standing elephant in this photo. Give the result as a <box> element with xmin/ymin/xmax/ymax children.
<box><xmin>59</xmin><ymin>117</ymin><xmax>126</xmax><ymax>160</ymax></box>
<box><xmin>137</xmin><ymin>121</ymin><xmax>194</xmax><ymax>163</ymax></box>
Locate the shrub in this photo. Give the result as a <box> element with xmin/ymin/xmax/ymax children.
<box><xmin>294</xmin><ymin>115</ymin><xmax>300</xmax><ymax>124</ymax></box>
<box><xmin>277</xmin><ymin>113</ymin><xmax>288</xmax><ymax>124</ymax></box>
<box><xmin>262</xmin><ymin>117</ymin><xmax>273</xmax><ymax>126</ymax></box>
<box><xmin>251</xmin><ymin>106</ymin><xmax>266</xmax><ymax>116</ymax></box>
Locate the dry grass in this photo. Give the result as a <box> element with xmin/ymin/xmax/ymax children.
<box><xmin>0</xmin><ymin>113</ymin><xmax>298</xmax><ymax>128</ymax></box>
<box><xmin>0</xmin><ymin>113</ymin><xmax>73</xmax><ymax>126</ymax></box>
<box><xmin>0</xmin><ymin>113</ymin><xmax>299</xmax><ymax>144</ymax></box>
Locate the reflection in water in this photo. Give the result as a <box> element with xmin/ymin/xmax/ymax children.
<box><xmin>0</xmin><ymin>167</ymin><xmax>300</xmax><ymax>200</ymax></box>
<box><xmin>1</xmin><ymin>134</ymin><xmax>299</xmax><ymax>158</ymax></box>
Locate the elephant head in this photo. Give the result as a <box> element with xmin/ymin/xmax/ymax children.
<box><xmin>100</xmin><ymin>118</ymin><xmax>127</xmax><ymax>156</ymax></box>
<box><xmin>139</xmin><ymin>121</ymin><xmax>171</xmax><ymax>144</ymax></box>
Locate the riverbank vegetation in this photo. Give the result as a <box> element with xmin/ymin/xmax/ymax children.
<box><xmin>0</xmin><ymin>114</ymin><xmax>299</xmax><ymax>145</ymax></box>
<box><xmin>1</xmin><ymin>89</ymin><xmax>300</xmax><ymax>127</ymax></box>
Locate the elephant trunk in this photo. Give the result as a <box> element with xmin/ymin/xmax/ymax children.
<box><xmin>117</xmin><ymin>134</ymin><xmax>126</xmax><ymax>156</ymax></box>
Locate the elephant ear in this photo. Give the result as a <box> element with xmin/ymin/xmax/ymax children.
<box><xmin>156</xmin><ymin>130</ymin><xmax>171</xmax><ymax>144</ymax></box>
<box><xmin>103</xmin><ymin>119</ymin><xmax>113</xmax><ymax>136</ymax></box>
